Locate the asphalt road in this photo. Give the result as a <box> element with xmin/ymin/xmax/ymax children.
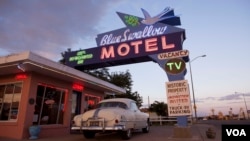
<box><xmin>1</xmin><ymin>125</ymin><xmax>199</xmax><ymax>141</ymax></box>
<box><xmin>2</xmin><ymin>120</ymin><xmax>250</xmax><ymax>141</ymax></box>
<box><xmin>67</xmin><ymin>125</ymin><xmax>180</xmax><ymax>141</ymax></box>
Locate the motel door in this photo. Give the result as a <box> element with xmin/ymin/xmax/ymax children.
<box><xmin>70</xmin><ymin>90</ymin><xmax>81</xmax><ymax>132</ymax></box>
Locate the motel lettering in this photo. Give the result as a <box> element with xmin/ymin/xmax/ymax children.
<box><xmin>100</xmin><ymin>25</ymin><xmax>168</xmax><ymax>46</ymax></box>
<box><xmin>100</xmin><ymin>35</ymin><xmax>175</xmax><ymax>59</ymax></box>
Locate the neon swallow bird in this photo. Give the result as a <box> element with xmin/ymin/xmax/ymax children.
<box><xmin>141</xmin><ymin>7</ymin><xmax>176</xmax><ymax>25</ymax></box>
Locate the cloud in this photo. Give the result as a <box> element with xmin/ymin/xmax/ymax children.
<box><xmin>195</xmin><ymin>93</ymin><xmax>250</xmax><ymax>102</ymax></box>
<box><xmin>196</xmin><ymin>97</ymin><xmax>216</xmax><ymax>103</ymax></box>
<box><xmin>194</xmin><ymin>93</ymin><xmax>250</xmax><ymax>116</ymax></box>
<box><xmin>218</xmin><ymin>94</ymin><xmax>241</xmax><ymax>101</ymax></box>
<box><xmin>0</xmin><ymin>0</ymin><xmax>123</xmax><ymax>60</ymax></box>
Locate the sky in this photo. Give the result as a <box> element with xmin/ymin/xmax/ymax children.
<box><xmin>0</xmin><ymin>0</ymin><xmax>250</xmax><ymax>117</ymax></box>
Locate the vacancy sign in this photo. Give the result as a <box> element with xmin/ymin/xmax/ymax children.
<box><xmin>166</xmin><ymin>80</ymin><xmax>192</xmax><ymax>116</ymax></box>
<box><xmin>158</xmin><ymin>49</ymin><xmax>189</xmax><ymax>60</ymax></box>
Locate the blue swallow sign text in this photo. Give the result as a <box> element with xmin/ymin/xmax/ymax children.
<box><xmin>65</xmin><ymin>7</ymin><xmax>185</xmax><ymax>70</ymax></box>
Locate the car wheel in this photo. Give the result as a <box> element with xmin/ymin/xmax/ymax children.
<box><xmin>83</xmin><ymin>131</ymin><xmax>95</xmax><ymax>138</ymax></box>
<box><xmin>121</xmin><ymin>129</ymin><xmax>132</xmax><ymax>140</ymax></box>
<box><xmin>142</xmin><ymin>122</ymin><xmax>149</xmax><ymax>133</ymax></box>
<box><xmin>142</xmin><ymin>119</ymin><xmax>150</xmax><ymax>133</ymax></box>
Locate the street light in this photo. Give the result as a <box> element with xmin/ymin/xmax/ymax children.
<box><xmin>189</xmin><ymin>54</ymin><xmax>206</xmax><ymax>121</ymax></box>
<box><xmin>235</xmin><ymin>92</ymin><xmax>249</xmax><ymax>119</ymax></box>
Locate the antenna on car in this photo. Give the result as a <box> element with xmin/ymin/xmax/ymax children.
<box><xmin>105</xmin><ymin>92</ymin><xmax>116</xmax><ymax>98</ymax></box>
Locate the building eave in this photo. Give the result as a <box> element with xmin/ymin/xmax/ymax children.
<box><xmin>0</xmin><ymin>51</ymin><xmax>126</xmax><ymax>94</ymax></box>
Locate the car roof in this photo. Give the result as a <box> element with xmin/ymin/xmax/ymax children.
<box><xmin>99</xmin><ymin>98</ymin><xmax>135</xmax><ymax>107</ymax></box>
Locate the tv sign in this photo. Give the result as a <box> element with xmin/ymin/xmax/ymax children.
<box><xmin>165</xmin><ymin>58</ymin><xmax>186</xmax><ymax>75</ymax></box>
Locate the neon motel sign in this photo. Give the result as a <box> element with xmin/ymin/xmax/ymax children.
<box><xmin>65</xmin><ymin>7</ymin><xmax>186</xmax><ymax>70</ymax></box>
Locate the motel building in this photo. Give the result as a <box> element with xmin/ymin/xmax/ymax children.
<box><xmin>0</xmin><ymin>51</ymin><xmax>125</xmax><ymax>140</ymax></box>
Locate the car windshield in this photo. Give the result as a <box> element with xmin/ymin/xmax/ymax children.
<box><xmin>96</xmin><ymin>102</ymin><xmax>127</xmax><ymax>109</ymax></box>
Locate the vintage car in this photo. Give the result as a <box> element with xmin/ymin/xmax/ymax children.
<box><xmin>71</xmin><ymin>98</ymin><xmax>150</xmax><ymax>140</ymax></box>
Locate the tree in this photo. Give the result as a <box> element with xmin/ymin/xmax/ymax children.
<box><xmin>113</xmin><ymin>91</ymin><xmax>143</xmax><ymax>108</ymax></box>
<box><xmin>59</xmin><ymin>50</ymin><xmax>143</xmax><ymax>107</ymax></box>
<box><xmin>83</xmin><ymin>68</ymin><xmax>110</xmax><ymax>82</ymax></box>
<box><xmin>59</xmin><ymin>48</ymin><xmax>71</xmax><ymax>65</ymax></box>
<box><xmin>149</xmin><ymin>101</ymin><xmax>168</xmax><ymax>116</ymax></box>
<box><xmin>106</xmin><ymin>70</ymin><xmax>143</xmax><ymax>107</ymax></box>
<box><xmin>108</xmin><ymin>71</ymin><xmax>132</xmax><ymax>92</ymax></box>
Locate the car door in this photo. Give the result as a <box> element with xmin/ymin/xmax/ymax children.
<box><xmin>130</xmin><ymin>102</ymin><xmax>144</xmax><ymax>128</ymax></box>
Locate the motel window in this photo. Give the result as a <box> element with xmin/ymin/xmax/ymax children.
<box><xmin>34</xmin><ymin>83</ymin><xmax>68</xmax><ymax>125</ymax></box>
<box><xmin>84</xmin><ymin>94</ymin><xmax>100</xmax><ymax>111</ymax></box>
<box><xmin>0</xmin><ymin>82</ymin><xmax>22</xmax><ymax>121</ymax></box>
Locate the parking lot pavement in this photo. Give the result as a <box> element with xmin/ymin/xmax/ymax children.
<box><xmin>194</xmin><ymin>123</ymin><xmax>221</xmax><ymax>141</ymax></box>
<box><xmin>0</xmin><ymin>124</ymin><xmax>221</xmax><ymax>141</ymax></box>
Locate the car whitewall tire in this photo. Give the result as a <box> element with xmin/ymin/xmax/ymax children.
<box><xmin>121</xmin><ymin>128</ymin><xmax>132</xmax><ymax>140</ymax></box>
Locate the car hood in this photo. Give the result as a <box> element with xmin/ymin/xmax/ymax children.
<box><xmin>81</xmin><ymin>108</ymin><xmax>125</xmax><ymax>121</ymax></box>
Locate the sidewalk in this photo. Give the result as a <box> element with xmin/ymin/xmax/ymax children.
<box><xmin>192</xmin><ymin>123</ymin><xmax>221</xmax><ymax>141</ymax></box>
<box><xmin>0</xmin><ymin>124</ymin><xmax>221</xmax><ymax>141</ymax></box>
<box><xmin>166</xmin><ymin>123</ymin><xmax>221</xmax><ymax>141</ymax></box>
